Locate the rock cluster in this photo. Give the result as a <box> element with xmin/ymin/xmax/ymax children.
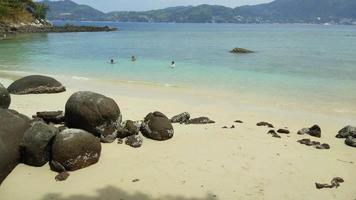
<box><xmin>336</xmin><ymin>126</ymin><xmax>356</xmax><ymax>148</ymax></box>
<box><xmin>315</xmin><ymin>177</ymin><xmax>344</xmax><ymax>189</ymax></box>
<box><xmin>298</xmin><ymin>125</ymin><xmax>321</xmax><ymax>138</ymax></box>
<box><xmin>297</xmin><ymin>139</ymin><xmax>330</xmax><ymax>149</ymax></box>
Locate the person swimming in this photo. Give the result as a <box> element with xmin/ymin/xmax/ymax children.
<box><xmin>110</xmin><ymin>59</ymin><xmax>115</xmax><ymax>64</ymax></box>
<box><xmin>131</xmin><ymin>56</ymin><xmax>137</xmax><ymax>62</ymax></box>
<box><xmin>170</xmin><ymin>61</ymin><xmax>175</xmax><ymax>68</ymax></box>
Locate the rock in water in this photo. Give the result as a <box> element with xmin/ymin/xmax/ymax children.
<box><xmin>20</xmin><ymin>121</ymin><xmax>58</xmax><ymax>167</ymax></box>
<box><xmin>7</xmin><ymin>75</ymin><xmax>66</xmax><ymax>94</ymax></box>
<box><xmin>170</xmin><ymin>112</ymin><xmax>190</xmax><ymax>124</ymax></box>
<box><xmin>0</xmin><ymin>109</ymin><xmax>30</xmax><ymax>184</ymax></box>
<box><xmin>336</xmin><ymin>126</ymin><xmax>356</xmax><ymax>138</ymax></box>
<box><xmin>345</xmin><ymin>136</ymin><xmax>356</xmax><ymax>148</ymax></box>
<box><xmin>0</xmin><ymin>83</ymin><xmax>11</xmax><ymax>108</ymax></box>
<box><xmin>125</xmin><ymin>135</ymin><xmax>143</xmax><ymax>148</ymax></box>
<box><xmin>187</xmin><ymin>117</ymin><xmax>215</xmax><ymax>124</ymax></box>
<box><xmin>117</xmin><ymin>120</ymin><xmax>140</xmax><ymax>139</ymax></box>
<box><xmin>298</xmin><ymin>125</ymin><xmax>321</xmax><ymax>138</ymax></box>
<box><xmin>65</xmin><ymin>91</ymin><xmax>122</xmax><ymax>142</ymax></box>
<box><xmin>230</xmin><ymin>48</ymin><xmax>254</xmax><ymax>54</ymax></box>
<box><xmin>51</xmin><ymin>129</ymin><xmax>101</xmax><ymax>171</ymax></box>
<box><xmin>141</xmin><ymin>111</ymin><xmax>174</xmax><ymax>141</ymax></box>
<box><xmin>33</xmin><ymin>111</ymin><xmax>65</xmax><ymax>124</ymax></box>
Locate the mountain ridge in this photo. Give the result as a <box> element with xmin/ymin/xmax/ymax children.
<box><xmin>44</xmin><ymin>0</ymin><xmax>356</xmax><ymax>25</ymax></box>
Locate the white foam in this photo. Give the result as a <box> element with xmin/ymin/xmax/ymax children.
<box><xmin>72</xmin><ymin>76</ymin><xmax>90</xmax><ymax>81</ymax></box>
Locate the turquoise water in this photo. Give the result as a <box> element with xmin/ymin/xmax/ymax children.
<box><xmin>1</xmin><ymin>22</ymin><xmax>356</xmax><ymax>111</ymax></box>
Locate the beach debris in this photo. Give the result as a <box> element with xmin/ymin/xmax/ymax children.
<box><xmin>345</xmin><ymin>136</ymin><xmax>356</xmax><ymax>148</ymax></box>
<box><xmin>336</xmin><ymin>126</ymin><xmax>356</xmax><ymax>138</ymax></box>
<box><xmin>298</xmin><ymin>125</ymin><xmax>321</xmax><ymax>138</ymax></box>
<box><xmin>0</xmin><ymin>83</ymin><xmax>10</xmax><ymax>109</ymax></box>
<box><xmin>51</xmin><ymin>129</ymin><xmax>101</xmax><ymax>171</ymax></box>
<box><xmin>20</xmin><ymin>121</ymin><xmax>58</xmax><ymax>167</ymax></box>
<box><xmin>230</xmin><ymin>47</ymin><xmax>254</xmax><ymax>54</ymax></box>
<box><xmin>125</xmin><ymin>135</ymin><xmax>143</xmax><ymax>148</ymax></box>
<box><xmin>297</xmin><ymin>139</ymin><xmax>330</xmax><ymax>149</ymax></box>
<box><xmin>55</xmin><ymin>172</ymin><xmax>70</xmax><ymax>182</ymax></box>
<box><xmin>234</xmin><ymin>120</ymin><xmax>243</xmax><ymax>123</ymax></box>
<box><xmin>267</xmin><ymin>130</ymin><xmax>281</xmax><ymax>138</ymax></box>
<box><xmin>140</xmin><ymin>111</ymin><xmax>174</xmax><ymax>141</ymax></box>
<box><xmin>132</xmin><ymin>179</ymin><xmax>140</xmax><ymax>182</ymax></box>
<box><xmin>7</xmin><ymin>75</ymin><xmax>66</xmax><ymax>94</ymax></box>
<box><xmin>186</xmin><ymin>117</ymin><xmax>215</xmax><ymax>124</ymax></box>
<box><xmin>315</xmin><ymin>177</ymin><xmax>344</xmax><ymax>189</ymax></box>
<box><xmin>0</xmin><ymin>109</ymin><xmax>30</xmax><ymax>185</ymax></box>
<box><xmin>65</xmin><ymin>91</ymin><xmax>122</xmax><ymax>143</ymax></box>
<box><xmin>170</xmin><ymin>112</ymin><xmax>190</xmax><ymax>124</ymax></box>
<box><xmin>117</xmin><ymin>120</ymin><xmax>140</xmax><ymax>139</ymax></box>
<box><xmin>277</xmin><ymin>128</ymin><xmax>290</xmax><ymax>134</ymax></box>
<box><xmin>257</xmin><ymin>122</ymin><xmax>274</xmax><ymax>128</ymax></box>
<box><xmin>33</xmin><ymin>111</ymin><xmax>65</xmax><ymax>124</ymax></box>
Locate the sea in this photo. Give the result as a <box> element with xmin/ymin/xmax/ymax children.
<box><xmin>1</xmin><ymin>21</ymin><xmax>356</xmax><ymax>115</ymax></box>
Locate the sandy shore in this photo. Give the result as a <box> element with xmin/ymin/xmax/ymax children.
<box><xmin>0</xmin><ymin>75</ymin><xmax>356</xmax><ymax>200</ymax></box>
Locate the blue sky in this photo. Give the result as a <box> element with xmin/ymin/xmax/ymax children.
<box><xmin>69</xmin><ymin>0</ymin><xmax>273</xmax><ymax>12</ymax></box>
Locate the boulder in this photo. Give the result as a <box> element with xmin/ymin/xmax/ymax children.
<box><xmin>0</xmin><ymin>83</ymin><xmax>10</xmax><ymax>108</ymax></box>
<box><xmin>230</xmin><ymin>47</ymin><xmax>254</xmax><ymax>54</ymax></box>
<box><xmin>33</xmin><ymin>111</ymin><xmax>65</xmax><ymax>124</ymax></box>
<box><xmin>336</xmin><ymin>126</ymin><xmax>356</xmax><ymax>138</ymax></box>
<box><xmin>0</xmin><ymin>109</ymin><xmax>30</xmax><ymax>184</ymax></box>
<box><xmin>117</xmin><ymin>120</ymin><xmax>140</xmax><ymax>139</ymax></box>
<box><xmin>140</xmin><ymin>111</ymin><xmax>174</xmax><ymax>141</ymax></box>
<box><xmin>187</xmin><ymin>117</ymin><xmax>215</xmax><ymax>124</ymax></box>
<box><xmin>170</xmin><ymin>112</ymin><xmax>190</xmax><ymax>124</ymax></box>
<box><xmin>65</xmin><ymin>91</ymin><xmax>122</xmax><ymax>141</ymax></box>
<box><xmin>51</xmin><ymin>129</ymin><xmax>101</xmax><ymax>171</ymax></box>
<box><xmin>20</xmin><ymin>121</ymin><xmax>58</xmax><ymax>167</ymax></box>
<box><xmin>298</xmin><ymin>125</ymin><xmax>321</xmax><ymax>138</ymax></box>
<box><xmin>7</xmin><ymin>75</ymin><xmax>65</xmax><ymax>94</ymax></box>
<box><xmin>345</xmin><ymin>136</ymin><xmax>356</xmax><ymax>148</ymax></box>
<box><xmin>125</xmin><ymin>135</ymin><xmax>143</xmax><ymax>148</ymax></box>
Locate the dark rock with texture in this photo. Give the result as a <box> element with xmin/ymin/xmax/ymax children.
<box><xmin>277</xmin><ymin>128</ymin><xmax>290</xmax><ymax>134</ymax></box>
<box><xmin>345</xmin><ymin>136</ymin><xmax>356</xmax><ymax>148</ymax></box>
<box><xmin>125</xmin><ymin>135</ymin><xmax>143</xmax><ymax>148</ymax></box>
<box><xmin>0</xmin><ymin>109</ymin><xmax>30</xmax><ymax>184</ymax></box>
<box><xmin>55</xmin><ymin>172</ymin><xmax>70</xmax><ymax>182</ymax></box>
<box><xmin>170</xmin><ymin>112</ymin><xmax>190</xmax><ymax>124</ymax></box>
<box><xmin>33</xmin><ymin>111</ymin><xmax>65</xmax><ymax>124</ymax></box>
<box><xmin>187</xmin><ymin>117</ymin><xmax>215</xmax><ymax>124</ymax></box>
<box><xmin>50</xmin><ymin>160</ymin><xmax>66</xmax><ymax>173</ymax></box>
<box><xmin>51</xmin><ymin>129</ymin><xmax>101</xmax><ymax>171</ymax></box>
<box><xmin>7</xmin><ymin>75</ymin><xmax>65</xmax><ymax>94</ymax></box>
<box><xmin>117</xmin><ymin>120</ymin><xmax>140</xmax><ymax>139</ymax></box>
<box><xmin>0</xmin><ymin>83</ymin><xmax>11</xmax><ymax>109</ymax></box>
<box><xmin>257</xmin><ymin>122</ymin><xmax>274</xmax><ymax>128</ymax></box>
<box><xmin>20</xmin><ymin>121</ymin><xmax>58</xmax><ymax>167</ymax></box>
<box><xmin>141</xmin><ymin>111</ymin><xmax>174</xmax><ymax>141</ymax></box>
<box><xmin>65</xmin><ymin>91</ymin><xmax>122</xmax><ymax>141</ymax></box>
<box><xmin>230</xmin><ymin>48</ymin><xmax>254</xmax><ymax>54</ymax></box>
<box><xmin>336</xmin><ymin>126</ymin><xmax>356</xmax><ymax>138</ymax></box>
<box><xmin>298</xmin><ymin>125</ymin><xmax>321</xmax><ymax>138</ymax></box>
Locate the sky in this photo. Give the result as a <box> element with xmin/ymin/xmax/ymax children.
<box><xmin>68</xmin><ymin>0</ymin><xmax>273</xmax><ymax>12</ymax></box>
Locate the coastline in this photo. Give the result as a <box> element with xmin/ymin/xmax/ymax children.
<box><xmin>0</xmin><ymin>73</ymin><xmax>355</xmax><ymax>199</ymax></box>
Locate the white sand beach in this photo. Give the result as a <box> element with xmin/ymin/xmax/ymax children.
<box><xmin>0</xmin><ymin>74</ymin><xmax>355</xmax><ymax>200</ymax></box>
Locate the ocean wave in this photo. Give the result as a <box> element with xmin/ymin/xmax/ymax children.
<box><xmin>71</xmin><ymin>76</ymin><xmax>90</xmax><ymax>80</ymax></box>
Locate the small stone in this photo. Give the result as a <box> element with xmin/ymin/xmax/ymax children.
<box><xmin>55</xmin><ymin>172</ymin><xmax>70</xmax><ymax>181</ymax></box>
<box><xmin>277</xmin><ymin>128</ymin><xmax>290</xmax><ymax>134</ymax></box>
<box><xmin>125</xmin><ymin>135</ymin><xmax>143</xmax><ymax>148</ymax></box>
<box><xmin>132</xmin><ymin>179</ymin><xmax>140</xmax><ymax>182</ymax></box>
<box><xmin>234</xmin><ymin>120</ymin><xmax>243</xmax><ymax>123</ymax></box>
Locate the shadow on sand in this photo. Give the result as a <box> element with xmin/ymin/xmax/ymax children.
<box><xmin>41</xmin><ymin>185</ymin><xmax>219</xmax><ymax>200</ymax></box>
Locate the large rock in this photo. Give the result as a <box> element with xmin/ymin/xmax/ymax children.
<box><xmin>7</xmin><ymin>75</ymin><xmax>65</xmax><ymax>94</ymax></box>
<box><xmin>0</xmin><ymin>109</ymin><xmax>30</xmax><ymax>184</ymax></box>
<box><xmin>336</xmin><ymin>126</ymin><xmax>356</xmax><ymax>138</ymax></box>
<box><xmin>345</xmin><ymin>136</ymin><xmax>356</xmax><ymax>148</ymax></box>
<box><xmin>298</xmin><ymin>125</ymin><xmax>321</xmax><ymax>138</ymax></box>
<box><xmin>20</xmin><ymin>121</ymin><xmax>58</xmax><ymax>167</ymax></box>
<box><xmin>0</xmin><ymin>83</ymin><xmax>10</xmax><ymax>108</ymax></box>
<box><xmin>65</xmin><ymin>91</ymin><xmax>122</xmax><ymax>141</ymax></box>
<box><xmin>140</xmin><ymin>111</ymin><xmax>174</xmax><ymax>141</ymax></box>
<box><xmin>51</xmin><ymin>129</ymin><xmax>101</xmax><ymax>171</ymax></box>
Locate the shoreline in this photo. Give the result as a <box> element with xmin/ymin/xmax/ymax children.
<box><xmin>0</xmin><ymin>75</ymin><xmax>355</xmax><ymax>199</ymax></box>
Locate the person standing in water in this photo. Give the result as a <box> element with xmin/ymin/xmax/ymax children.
<box><xmin>131</xmin><ymin>56</ymin><xmax>137</xmax><ymax>62</ymax></box>
<box><xmin>170</xmin><ymin>61</ymin><xmax>175</xmax><ymax>68</ymax></box>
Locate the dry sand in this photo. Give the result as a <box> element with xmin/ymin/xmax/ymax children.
<box><xmin>0</xmin><ymin>76</ymin><xmax>355</xmax><ymax>200</ymax></box>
